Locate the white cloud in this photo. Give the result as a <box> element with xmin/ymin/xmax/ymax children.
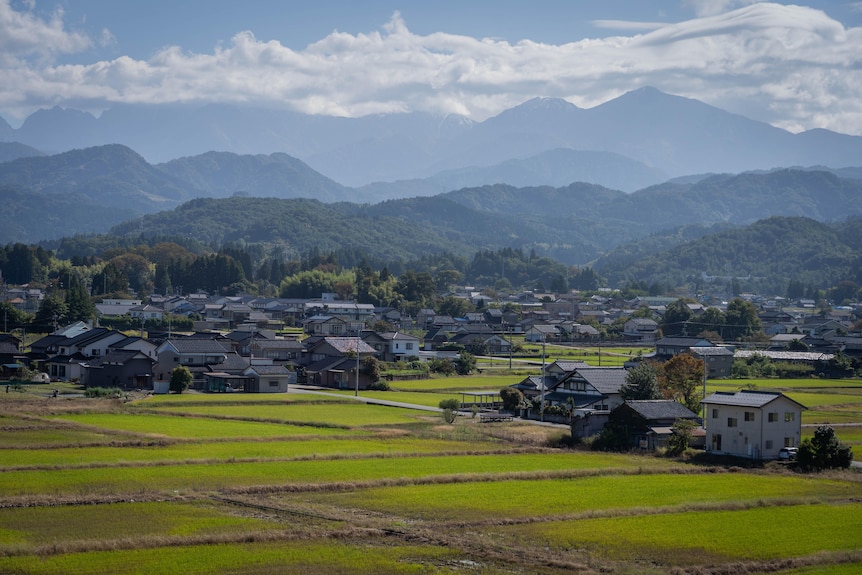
<box><xmin>0</xmin><ymin>1</ymin><xmax>860</xmax><ymax>135</ymax></box>
<box><xmin>0</xmin><ymin>0</ymin><xmax>90</xmax><ymax>58</ymax></box>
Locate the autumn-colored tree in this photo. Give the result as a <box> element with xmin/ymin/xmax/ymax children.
<box><xmin>659</xmin><ymin>353</ymin><xmax>704</xmax><ymax>413</ymax></box>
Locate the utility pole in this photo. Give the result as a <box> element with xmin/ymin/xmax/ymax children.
<box><xmin>355</xmin><ymin>332</ymin><xmax>360</xmax><ymax>397</ymax></box>
<box><xmin>540</xmin><ymin>336</ymin><xmax>546</xmax><ymax>422</ymax></box>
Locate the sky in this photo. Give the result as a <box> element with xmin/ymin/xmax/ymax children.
<box><xmin>2</xmin><ymin>0</ymin><xmax>862</xmax><ymax>134</ymax></box>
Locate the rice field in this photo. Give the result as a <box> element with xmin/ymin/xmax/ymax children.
<box><xmin>141</xmin><ymin>402</ymin><xmax>432</xmax><ymax>426</ymax></box>
<box><xmin>0</xmin><ymin>378</ymin><xmax>860</xmax><ymax>575</ymax></box>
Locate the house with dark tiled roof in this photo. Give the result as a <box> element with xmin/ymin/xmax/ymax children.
<box><xmin>249</xmin><ymin>339</ymin><xmax>303</xmax><ymax>364</ymax></box>
<box><xmin>303</xmin><ymin>315</ymin><xmax>350</xmax><ymax>337</ymax></box>
<box><xmin>654</xmin><ymin>337</ymin><xmax>715</xmax><ymax>359</ymax></box>
<box><xmin>80</xmin><ymin>350</ymin><xmax>155</xmax><ymax>389</ymax></box>
<box><xmin>153</xmin><ymin>337</ymin><xmax>232</xmax><ymax>383</ymax></box>
<box><xmin>690</xmin><ymin>346</ymin><xmax>735</xmax><ymax>378</ymax></box>
<box><xmin>623</xmin><ymin>318</ymin><xmax>659</xmax><ymax>343</ymax></box>
<box><xmin>243</xmin><ymin>362</ymin><xmax>295</xmax><ymax>393</ymax></box>
<box><xmin>608</xmin><ymin>400</ymin><xmax>700</xmax><ymax>450</ymax></box>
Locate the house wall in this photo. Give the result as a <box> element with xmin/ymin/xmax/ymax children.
<box><xmin>84</xmin><ymin>358</ymin><xmax>153</xmax><ymax>389</ymax></box>
<box><xmin>247</xmin><ymin>375</ymin><xmax>290</xmax><ymax>393</ymax></box>
<box><xmin>704</xmin><ymin>397</ymin><xmax>801</xmax><ymax>459</ymax></box>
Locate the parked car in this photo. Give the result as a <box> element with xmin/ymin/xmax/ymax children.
<box><xmin>778</xmin><ymin>447</ymin><xmax>798</xmax><ymax>461</ymax></box>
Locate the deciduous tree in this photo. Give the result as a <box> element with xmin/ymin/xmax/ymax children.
<box><xmin>659</xmin><ymin>353</ymin><xmax>704</xmax><ymax>413</ymax></box>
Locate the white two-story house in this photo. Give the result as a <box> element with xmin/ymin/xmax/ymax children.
<box><xmin>702</xmin><ymin>390</ymin><xmax>806</xmax><ymax>460</ymax></box>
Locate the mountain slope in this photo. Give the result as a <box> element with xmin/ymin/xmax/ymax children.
<box><xmin>156</xmin><ymin>151</ymin><xmax>362</xmax><ymax>202</ymax></box>
<box><xmin>0</xmin><ymin>142</ymin><xmax>44</xmax><ymax>163</ymax></box>
<box><xmin>594</xmin><ymin>216</ymin><xmax>861</xmax><ymax>294</ymax></box>
<box><xmin>0</xmin><ymin>144</ymin><xmax>192</xmax><ymax>213</ymax></box>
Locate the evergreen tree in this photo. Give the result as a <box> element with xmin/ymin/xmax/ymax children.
<box><xmin>65</xmin><ymin>272</ymin><xmax>94</xmax><ymax>323</ymax></box>
<box><xmin>620</xmin><ymin>363</ymin><xmax>662</xmax><ymax>400</ymax></box>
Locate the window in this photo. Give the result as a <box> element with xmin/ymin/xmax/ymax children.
<box><xmin>785</xmin><ymin>412</ymin><xmax>795</xmax><ymax>422</ymax></box>
<box><xmin>268</xmin><ymin>381</ymin><xmax>279</xmax><ymax>388</ymax></box>
<box><xmin>406</xmin><ymin>342</ymin><xmax>414</xmax><ymax>350</ymax></box>
<box><xmin>768</xmin><ymin>412</ymin><xmax>778</xmax><ymax>422</ymax></box>
<box><xmin>765</xmin><ymin>440</ymin><xmax>773</xmax><ymax>449</ymax></box>
<box><xmin>727</xmin><ymin>417</ymin><xmax>738</xmax><ymax>428</ymax></box>
<box><xmin>784</xmin><ymin>437</ymin><xmax>795</xmax><ymax>447</ymax></box>
<box><xmin>712</xmin><ymin>408</ymin><xmax>719</xmax><ymax>419</ymax></box>
<box><xmin>744</xmin><ymin>411</ymin><xmax>755</xmax><ymax>422</ymax></box>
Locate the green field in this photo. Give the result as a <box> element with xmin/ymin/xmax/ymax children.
<box><xmin>1</xmin><ymin>377</ymin><xmax>860</xmax><ymax>575</ymax></box>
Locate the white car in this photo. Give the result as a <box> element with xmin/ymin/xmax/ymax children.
<box><xmin>778</xmin><ymin>447</ymin><xmax>798</xmax><ymax>461</ymax></box>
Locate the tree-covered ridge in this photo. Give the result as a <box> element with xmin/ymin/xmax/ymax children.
<box><xmin>0</xmin><ymin>144</ymin><xmax>191</xmax><ymax>208</ymax></box>
<box><xmin>596</xmin><ymin>216</ymin><xmax>862</xmax><ymax>295</ymax></box>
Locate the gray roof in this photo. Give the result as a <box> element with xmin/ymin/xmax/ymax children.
<box><xmin>690</xmin><ymin>346</ymin><xmax>734</xmax><ymax>356</ymax></box>
<box><xmin>167</xmin><ymin>338</ymin><xmax>231</xmax><ymax>353</ymax></box>
<box><xmin>624</xmin><ymin>400</ymin><xmax>698</xmax><ymax>420</ymax></box>
<box><xmin>247</xmin><ymin>364</ymin><xmax>291</xmax><ymax>375</ymax></box>
<box><xmin>577</xmin><ymin>367</ymin><xmax>628</xmax><ymax>394</ymax></box>
<box><xmin>702</xmin><ymin>390</ymin><xmax>806</xmax><ymax>409</ymax></box>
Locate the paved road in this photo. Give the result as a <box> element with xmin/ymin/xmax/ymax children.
<box><xmin>288</xmin><ymin>384</ymin><xmax>443</xmax><ymax>412</ymax></box>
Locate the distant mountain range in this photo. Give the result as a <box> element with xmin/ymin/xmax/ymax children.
<box><xmin>4</xmin><ymin>87</ymin><xmax>862</xmax><ymax>188</ymax></box>
<box><xmin>2</xmin><ymin>139</ymin><xmax>862</xmax><ymax>253</ymax></box>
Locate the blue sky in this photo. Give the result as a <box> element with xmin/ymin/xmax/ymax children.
<box><xmin>3</xmin><ymin>0</ymin><xmax>862</xmax><ymax>134</ymax></box>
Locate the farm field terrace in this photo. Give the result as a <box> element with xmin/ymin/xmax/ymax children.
<box><xmin>1</xmin><ymin>386</ymin><xmax>860</xmax><ymax>574</ymax></box>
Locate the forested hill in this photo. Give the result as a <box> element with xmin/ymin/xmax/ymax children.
<box><xmin>594</xmin><ymin>216</ymin><xmax>862</xmax><ymax>294</ymax></box>
<box><xmin>443</xmin><ymin>169</ymin><xmax>862</xmax><ymax>230</ymax></box>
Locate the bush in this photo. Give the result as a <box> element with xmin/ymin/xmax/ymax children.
<box><xmin>441</xmin><ymin>408</ymin><xmax>457</xmax><ymax>424</ymax></box>
<box><xmin>367</xmin><ymin>380</ymin><xmax>390</xmax><ymax>391</ymax></box>
<box><xmin>438</xmin><ymin>398</ymin><xmax>460</xmax><ymax>410</ymax></box>
<box><xmin>499</xmin><ymin>387</ymin><xmax>523</xmax><ymax>412</ymax></box>
<box><xmin>797</xmin><ymin>425</ymin><xmax>853</xmax><ymax>471</ymax></box>
<box><xmin>428</xmin><ymin>358</ymin><xmax>455</xmax><ymax>375</ymax></box>
<box><xmin>170</xmin><ymin>366</ymin><xmax>193</xmax><ymax>394</ymax></box>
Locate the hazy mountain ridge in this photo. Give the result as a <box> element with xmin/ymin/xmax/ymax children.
<box><xmin>0</xmin><ymin>142</ymin><xmax>43</xmax><ymax>163</ymax></box>
<box><xmin>4</xmin><ymin>87</ymin><xmax>862</xmax><ymax>187</ymax></box>
<box><xmin>359</xmin><ymin>148</ymin><xmax>668</xmax><ymax>197</ymax></box>
<box><xmin>156</xmin><ymin>151</ymin><xmax>362</xmax><ymax>203</ymax></box>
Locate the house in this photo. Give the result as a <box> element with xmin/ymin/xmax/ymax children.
<box><xmin>249</xmin><ymin>339</ymin><xmax>303</xmax><ymax>363</ymax></box>
<box><xmin>153</xmin><ymin>337</ymin><xmax>232</xmax><ymax>383</ymax></box>
<box><xmin>303</xmin><ymin>315</ymin><xmax>350</xmax><ymax>336</ymax></box>
<box><xmin>46</xmin><ymin>353</ymin><xmax>88</xmax><ymax>381</ymax></box>
<box><xmin>690</xmin><ymin>346</ymin><xmax>735</xmax><ymax>378</ymax></box>
<box><xmin>359</xmin><ymin>331</ymin><xmax>419</xmax><ymax>362</ymax></box>
<box><xmin>80</xmin><ymin>350</ymin><xmax>155</xmax><ymax>389</ymax></box>
<box><xmin>607</xmin><ymin>400</ymin><xmax>700</xmax><ymax>450</ymax></box>
<box><xmin>654</xmin><ymin>337</ymin><xmax>715</xmax><ymax>359</ymax></box>
<box><xmin>524</xmin><ymin>324</ymin><xmax>559</xmax><ymax>343</ymax></box>
<box><xmin>243</xmin><ymin>362</ymin><xmax>295</xmax><ymax>393</ymax></box>
<box><xmin>623</xmin><ymin>318</ymin><xmax>659</xmax><ymax>343</ymax></box>
<box><xmin>702</xmin><ymin>390</ymin><xmax>806</xmax><ymax>460</ymax></box>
